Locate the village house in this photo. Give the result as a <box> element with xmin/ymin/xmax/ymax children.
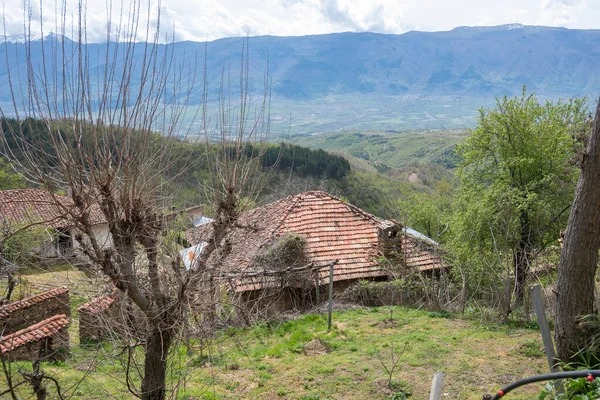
<box><xmin>0</xmin><ymin>188</ymin><xmax>110</xmax><ymax>262</ymax></box>
<box><xmin>185</xmin><ymin>191</ymin><xmax>444</xmax><ymax>314</ymax></box>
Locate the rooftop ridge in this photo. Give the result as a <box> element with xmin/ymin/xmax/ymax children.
<box><xmin>0</xmin><ymin>314</ymin><xmax>70</xmax><ymax>353</ymax></box>
<box><xmin>0</xmin><ymin>287</ymin><xmax>69</xmax><ymax>318</ymax></box>
<box><xmin>283</xmin><ymin>191</ymin><xmax>398</xmax><ymax>230</ymax></box>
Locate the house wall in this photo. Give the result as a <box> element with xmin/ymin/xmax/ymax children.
<box><xmin>73</xmin><ymin>223</ymin><xmax>113</xmax><ymax>251</ymax></box>
<box><xmin>239</xmin><ymin>288</ymin><xmax>297</xmax><ymax>318</ymax></box>
<box><xmin>37</xmin><ymin>228</ymin><xmax>61</xmax><ymax>259</ymax></box>
<box><xmin>0</xmin><ymin>288</ymin><xmax>71</xmax><ymax>335</ymax></box>
<box><xmin>237</xmin><ymin>278</ymin><xmax>377</xmax><ymax>317</ymax></box>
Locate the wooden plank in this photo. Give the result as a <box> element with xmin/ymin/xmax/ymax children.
<box><xmin>429</xmin><ymin>371</ymin><xmax>444</xmax><ymax>400</ymax></box>
<box><xmin>315</xmin><ymin>270</ymin><xmax>321</xmax><ymax>304</ymax></box>
<box><xmin>327</xmin><ymin>263</ymin><xmax>334</xmax><ymax>330</ymax></box>
<box><xmin>530</xmin><ymin>284</ymin><xmax>559</xmax><ymax>373</ymax></box>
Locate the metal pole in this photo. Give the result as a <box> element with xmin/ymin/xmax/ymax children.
<box><xmin>328</xmin><ymin>262</ymin><xmax>334</xmax><ymax>330</ymax></box>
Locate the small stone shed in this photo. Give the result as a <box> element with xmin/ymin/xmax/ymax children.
<box><xmin>0</xmin><ymin>287</ymin><xmax>71</xmax><ymax>361</ymax></box>
<box><xmin>0</xmin><ymin>314</ymin><xmax>70</xmax><ymax>361</ymax></box>
<box><xmin>77</xmin><ymin>293</ymin><xmax>120</xmax><ymax>343</ymax></box>
<box><xmin>185</xmin><ymin>191</ymin><xmax>445</xmax><ymax>312</ymax></box>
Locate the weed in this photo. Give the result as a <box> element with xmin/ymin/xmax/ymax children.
<box><xmin>312</xmin><ymin>366</ymin><xmax>335</xmax><ymax>375</ymax></box>
<box><xmin>428</xmin><ymin>310</ymin><xmax>451</xmax><ymax>319</ymax></box>
<box><xmin>517</xmin><ymin>339</ymin><xmax>545</xmax><ymax>358</ymax></box>
<box><xmin>388</xmin><ymin>380</ymin><xmax>412</xmax><ymax>399</ymax></box>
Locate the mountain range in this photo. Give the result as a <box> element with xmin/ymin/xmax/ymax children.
<box><xmin>1</xmin><ymin>24</ymin><xmax>599</xmax><ymax>133</ymax></box>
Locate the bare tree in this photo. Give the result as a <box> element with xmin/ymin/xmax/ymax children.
<box><xmin>555</xmin><ymin>98</ymin><xmax>600</xmax><ymax>361</ymax></box>
<box><xmin>0</xmin><ymin>1</ymin><xmax>274</xmax><ymax>400</ymax></box>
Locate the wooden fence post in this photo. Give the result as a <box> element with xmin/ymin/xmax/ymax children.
<box><xmin>315</xmin><ymin>270</ymin><xmax>320</xmax><ymax>304</ymax></box>
<box><xmin>530</xmin><ymin>284</ymin><xmax>559</xmax><ymax>373</ymax></box>
<box><xmin>327</xmin><ymin>262</ymin><xmax>334</xmax><ymax>330</ymax></box>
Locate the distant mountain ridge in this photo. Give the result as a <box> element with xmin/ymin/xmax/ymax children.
<box><xmin>1</xmin><ymin>25</ymin><xmax>599</xmax><ymax>133</ymax></box>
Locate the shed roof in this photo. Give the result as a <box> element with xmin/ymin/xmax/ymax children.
<box><xmin>0</xmin><ymin>287</ymin><xmax>69</xmax><ymax>319</ymax></box>
<box><xmin>0</xmin><ymin>314</ymin><xmax>70</xmax><ymax>353</ymax></box>
<box><xmin>0</xmin><ymin>188</ymin><xmax>106</xmax><ymax>229</ymax></box>
<box><xmin>77</xmin><ymin>293</ymin><xmax>117</xmax><ymax>314</ymax></box>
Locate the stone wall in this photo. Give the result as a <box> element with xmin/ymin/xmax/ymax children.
<box><xmin>77</xmin><ymin>293</ymin><xmax>121</xmax><ymax>343</ymax></box>
<box><xmin>0</xmin><ymin>287</ymin><xmax>70</xmax><ymax>335</ymax></box>
<box><xmin>0</xmin><ymin>314</ymin><xmax>70</xmax><ymax>361</ymax></box>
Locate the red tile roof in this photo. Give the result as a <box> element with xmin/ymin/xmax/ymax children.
<box><xmin>0</xmin><ymin>287</ymin><xmax>69</xmax><ymax>318</ymax></box>
<box><xmin>77</xmin><ymin>294</ymin><xmax>117</xmax><ymax>314</ymax></box>
<box><xmin>0</xmin><ymin>314</ymin><xmax>70</xmax><ymax>353</ymax></box>
<box><xmin>403</xmin><ymin>235</ymin><xmax>445</xmax><ymax>272</ymax></box>
<box><xmin>0</xmin><ymin>188</ymin><xmax>105</xmax><ymax>229</ymax></box>
<box><xmin>186</xmin><ymin>191</ymin><xmax>443</xmax><ymax>292</ymax></box>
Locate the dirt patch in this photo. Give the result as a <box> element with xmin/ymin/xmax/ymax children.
<box><xmin>304</xmin><ymin>338</ymin><xmax>331</xmax><ymax>356</ymax></box>
<box><xmin>335</xmin><ymin>322</ymin><xmax>348</xmax><ymax>330</ymax></box>
<box><xmin>75</xmin><ymin>361</ymin><xmax>97</xmax><ymax>372</ymax></box>
<box><xmin>408</xmin><ymin>172</ymin><xmax>420</xmax><ymax>184</ymax></box>
<box><xmin>374</xmin><ymin>319</ymin><xmax>399</xmax><ymax>329</ymax></box>
<box><xmin>372</xmin><ymin>377</ymin><xmax>393</xmax><ymax>396</ymax></box>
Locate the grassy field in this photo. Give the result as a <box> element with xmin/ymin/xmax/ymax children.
<box><xmin>3</xmin><ymin>299</ymin><xmax>550</xmax><ymax>399</ymax></box>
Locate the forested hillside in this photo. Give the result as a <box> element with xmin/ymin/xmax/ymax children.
<box><xmin>1</xmin><ymin>118</ymin><xmax>422</xmax><ymax>218</ymax></box>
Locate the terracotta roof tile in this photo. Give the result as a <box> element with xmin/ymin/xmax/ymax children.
<box><xmin>186</xmin><ymin>192</ymin><xmax>394</xmax><ymax>290</ymax></box>
<box><xmin>0</xmin><ymin>188</ymin><xmax>106</xmax><ymax>229</ymax></box>
<box><xmin>403</xmin><ymin>235</ymin><xmax>445</xmax><ymax>272</ymax></box>
<box><xmin>77</xmin><ymin>294</ymin><xmax>117</xmax><ymax>314</ymax></box>
<box><xmin>0</xmin><ymin>314</ymin><xmax>70</xmax><ymax>353</ymax></box>
<box><xmin>185</xmin><ymin>191</ymin><xmax>446</xmax><ymax>292</ymax></box>
<box><xmin>0</xmin><ymin>287</ymin><xmax>69</xmax><ymax>318</ymax></box>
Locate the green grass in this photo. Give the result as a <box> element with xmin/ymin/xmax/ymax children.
<box><xmin>277</xmin><ymin>129</ymin><xmax>467</xmax><ymax>170</ymax></box>
<box><xmin>2</xmin><ymin>306</ymin><xmax>551</xmax><ymax>399</ymax></box>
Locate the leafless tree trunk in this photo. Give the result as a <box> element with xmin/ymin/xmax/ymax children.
<box><xmin>0</xmin><ymin>1</ymin><xmax>274</xmax><ymax>399</ymax></box>
<box><xmin>555</xmin><ymin>98</ymin><xmax>600</xmax><ymax>361</ymax></box>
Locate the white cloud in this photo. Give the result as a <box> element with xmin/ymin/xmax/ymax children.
<box><xmin>539</xmin><ymin>0</ymin><xmax>586</xmax><ymax>26</ymax></box>
<box><xmin>0</xmin><ymin>0</ymin><xmax>597</xmax><ymax>43</ymax></box>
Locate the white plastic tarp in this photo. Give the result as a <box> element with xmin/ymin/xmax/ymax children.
<box><xmin>193</xmin><ymin>216</ymin><xmax>213</xmax><ymax>227</ymax></box>
<box><xmin>180</xmin><ymin>242</ymin><xmax>207</xmax><ymax>270</ymax></box>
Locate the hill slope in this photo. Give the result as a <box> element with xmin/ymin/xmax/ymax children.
<box><xmin>2</xmin><ymin>24</ymin><xmax>598</xmax><ymax>132</ymax></box>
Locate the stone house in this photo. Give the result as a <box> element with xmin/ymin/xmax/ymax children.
<box><xmin>185</xmin><ymin>191</ymin><xmax>444</xmax><ymax>313</ymax></box>
<box><xmin>0</xmin><ymin>188</ymin><xmax>111</xmax><ymax>262</ymax></box>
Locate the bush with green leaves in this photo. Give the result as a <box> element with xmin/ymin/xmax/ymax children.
<box><xmin>538</xmin><ymin>377</ymin><xmax>600</xmax><ymax>399</ymax></box>
<box><xmin>1</xmin><ymin>223</ymin><xmax>48</xmax><ymax>265</ymax></box>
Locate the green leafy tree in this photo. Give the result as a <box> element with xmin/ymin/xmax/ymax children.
<box><xmin>397</xmin><ymin>178</ymin><xmax>453</xmax><ymax>243</ymax></box>
<box><xmin>449</xmin><ymin>89</ymin><xmax>588</xmax><ymax>306</ymax></box>
<box><xmin>0</xmin><ymin>157</ymin><xmax>25</xmax><ymax>190</ymax></box>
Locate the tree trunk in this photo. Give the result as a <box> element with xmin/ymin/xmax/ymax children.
<box><xmin>141</xmin><ymin>326</ymin><xmax>174</xmax><ymax>400</ymax></box>
<box><xmin>514</xmin><ymin>210</ymin><xmax>532</xmax><ymax>305</ymax></box>
<box><xmin>555</xmin><ymin>99</ymin><xmax>600</xmax><ymax>361</ymax></box>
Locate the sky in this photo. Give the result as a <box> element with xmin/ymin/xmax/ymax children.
<box><xmin>2</xmin><ymin>0</ymin><xmax>599</xmax><ymax>42</ymax></box>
